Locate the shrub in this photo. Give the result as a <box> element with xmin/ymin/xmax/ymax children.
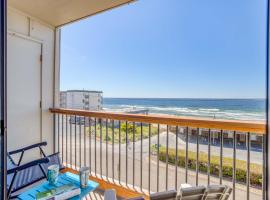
<box><xmin>121</xmin><ymin>123</ymin><xmax>135</xmax><ymax>134</ymax></box>
<box><xmin>157</xmin><ymin>146</ymin><xmax>262</xmax><ymax>187</ymax></box>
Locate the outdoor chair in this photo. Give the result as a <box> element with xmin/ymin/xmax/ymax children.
<box><xmin>103</xmin><ymin>183</ymin><xmax>232</xmax><ymax>200</ymax></box>
<box><xmin>220</xmin><ymin>187</ymin><xmax>232</xmax><ymax>200</ymax></box>
<box><xmin>148</xmin><ymin>184</ymin><xmax>232</xmax><ymax>200</ymax></box>
<box><xmin>7</xmin><ymin>141</ymin><xmax>63</xmax><ymax>199</ymax></box>
<box><xmin>202</xmin><ymin>185</ymin><xmax>227</xmax><ymax>200</ymax></box>
<box><xmin>177</xmin><ymin>185</ymin><xmax>206</xmax><ymax>200</ymax></box>
<box><xmin>150</xmin><ymin>190</ymin><xmax>177</xmax><ymax>200</ymax></box>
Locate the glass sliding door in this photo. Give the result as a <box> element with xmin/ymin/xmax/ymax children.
<box><xmin>0</xmin><ymin>0</ymin><xmax>7</xmax><ymax>199</ymax></box>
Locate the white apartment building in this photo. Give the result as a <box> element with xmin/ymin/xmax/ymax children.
<box><xmin>60</xmin><ymin>90</ymin><xmax>103</xmax><ymax>111</ymax></box>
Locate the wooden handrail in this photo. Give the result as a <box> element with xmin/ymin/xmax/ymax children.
<box><xmin>50</xmin><ymin>108</ymin><xmax>266</xmax><ymax>134</ymax></box>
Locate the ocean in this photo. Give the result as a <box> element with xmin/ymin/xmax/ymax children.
<box><xmin>103</xmin><ymin>98</ymin><xmax>266</xmax><ymax>121</ymax></box>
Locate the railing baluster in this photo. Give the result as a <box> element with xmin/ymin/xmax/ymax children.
<box><xmin>89</xmin><ymin>117</ymin><xmax>91</xmax><ymax>173</ymax></box>
<box><xmin>84</xmin><ymin>116</ymin><xmax>86</xmax><ymax>166</ymax></box>
<box><xmin>219</xmin><ymin>130</ymin><xmax>223</xmax><ymax>185</ymax></box>
<box><xmin>53</xmin><ymin>113</ymin><xmax>56</xmax><ymax>153</ymax></box>
<box><xmin>175</xmin><ymin>126</ymin><xmax>179</xmax><ymax>190</ymax></box>
<box><xmin>140</xmin><ymin>122</ymin><xmax>143</xmax><ymax>191</ymax></box>
<box><xmin>75</xmin><ymin>115</ymin><xmax>77</xmax><ymax>169</ymax></box>
<box><xmin>233</xmin><ymin>131</ymin><xmax>236</xmax><ymax>200</ymax></box>
<box><xmin>185</xmin><ymin>127</ymin><xmax>189</xmax><ymax>183</ymax></box>
<box><xmin>66</xmin><ymin>114</ymin><xmax>68</xmax><ymax>165</ymax></box>
<box><xmin>94</xmin><ymin>118</ymin><xmax>97</xmax><ymax>176</ymax></box>
<box><xmin>100</xmin><ymin>119</ymin><xmax>102</xmax><ymax>178</ymax></box>
<box><xmin>119</xmin><ymin>120</ymin><xmax>121</xmax><ymax>183</ymax></box>
<box><xmin>58</xmin><ymin>114</ymin><xmax>60</xmax><ymax>156</ymax></box>
<box><xmin>166</xmin><ymin>125</ymin><xmax>169</xmax><ymax>190</ymax></box>
<box><xmin>148</xmin><ymin>124</ymin><xmax>151</xmax><ymax>192</ymax></box>
<box><xmin>79</xmin><ymin>116</ymin><xmax>82</xmax><ymax>168</ymax></box>
<box><xmin>246</xmin><ymin>132</ymin><xmax>250</xmax><ymax>200</ymax></box>
<box><xmin>263</xmin><ymin>134</ymin><xmax>266</xmax><ymax>200</ymax></box>
<box><xmin>70</xmin><ymin>115</ymin><xmax>72</xmax><ymax>168</ymax></box>
<box><xmin>112</xmin><ymin>120</ymin><xmax>115</xmax><ymax>182</ymax></box>
<box><xmin>106</xmin><ymin>119</ymin><xmax>108</xmax><ymax>180</ymax></box>
<box><xmin>196</xmin><ymin>128</ymin><xmax>199</xmax><ymax>186</ymax></box>
<box><xmin>157</xmin><ymin>124</ymin><xmax>160</xmax><ymax>192</ymax></box>
<box><xmin>132</xmin><ymin>122</ymin><xmax>135</xmax><ymax>188</ymax></box>
<box><xmin>126</xmin><ymin>121</ymin><xmax>128</xmax><ymax>186</ymax></box>
<box><xmin>62</xmin><ymin>114</ymin><xmax>64</xmax><ymax>162</ymax></box>
<box><xmin>207</xmin><ymin>129</ymin><xmax>211</xmax><ymax>185</ymax></box>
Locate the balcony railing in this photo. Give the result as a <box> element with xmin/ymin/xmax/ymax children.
<box><xmin>50</xmin><ymin>108</ymin><xmax>266</xmax><ymax>200</ymax></box>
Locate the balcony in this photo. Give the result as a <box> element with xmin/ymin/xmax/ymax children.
<box><xmin>3</xmin><ymin>1</ymin><xmax>269</xmax><ymax>200</ymax></box>
<box><xmin>50</xmin><ymin>108</ymin><xmax>266</xmax><ymax>200</ymax></box>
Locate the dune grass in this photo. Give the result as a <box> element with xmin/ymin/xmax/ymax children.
<box><xmin>86</xmin><ymin>123</ymin><xmax>158</xmax><ymax>143</ymax></box>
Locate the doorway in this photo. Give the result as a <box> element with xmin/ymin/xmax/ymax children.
<box><xmin>7</xmin><ymin>33</ymin><xmax>42</xmax><ymax>160</ymax></box>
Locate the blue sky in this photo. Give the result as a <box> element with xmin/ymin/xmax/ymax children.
<box><xmin>60</xmin><ymin>0</ymin><xmax>267</xmax><ymax>98</ymax></box>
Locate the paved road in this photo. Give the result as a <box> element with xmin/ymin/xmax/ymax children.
<box><xmin>58</xmin><ymin>129</ymin><xmax>263</xmax><ymax>200</ymax></box>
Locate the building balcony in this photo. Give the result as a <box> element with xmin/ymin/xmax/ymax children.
<box><xmin>3</xmin><ymin>1</ymin><xmax>269</xmax><ymax>199</ymax></box>
<box><xmin>50</xmin><ymin>108</ymin><xmax>266</xmax><ymax>200</ymax></box>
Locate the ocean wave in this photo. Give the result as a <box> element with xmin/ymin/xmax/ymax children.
<box><xmin>103</xmin><ymin>104</ymin><xmax>265</xmax><ymax>121</ymax></box>
<box><xmin>199</xmin><ymin>108</ymin><xmax>220</xmax><ymax>111</ymax></box>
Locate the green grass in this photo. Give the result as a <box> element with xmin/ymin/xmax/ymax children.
<box><xmin>154</xmin><ymin>145</ymin><xmax>262</xmax><ymax>187</ymax></box>
<box><xmin>86</xmin><ymin>123</ymin><xmax>158</xmax><ymax>143</ymax></box>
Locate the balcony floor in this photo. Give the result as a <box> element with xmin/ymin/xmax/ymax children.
<box><xmin>81</xmin><ymin>188</ymin><xmax>123</xmax><ymax>200</ymax></box>
<box><xmin>82</xmin><ymin>189</ymin><xmax>105</xmax><ymax>200</ymax></box>
<box><xmin>82</xmin><ymin>189</ymin><xmax>106</xmax><ymax>200</ymax></box>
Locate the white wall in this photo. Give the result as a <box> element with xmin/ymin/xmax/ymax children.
<box><xmin>7</xmin><ymin>7</ymin><xmax>56</xmax><ymax>155</ymax></box>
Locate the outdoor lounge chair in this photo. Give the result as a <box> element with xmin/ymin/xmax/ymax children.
<box><xmin>148</xmin><ymin>184</ymin><xmax>232</xmax><ymax>200</ymax></box>
<box><xmin>177</xmin><ymin>185</ymin><xmax>206</xmax><ymax>200</ymax></box>
<box><xmin>104</xmin><ymin>184</ymin><xmax>232</xmax><ymax>200</ymax></box>
<box><xmin>201</xmin><ymin>185</ymin><xmax>227</xmax><ymax>200</ymax></box>
<box><xmin>220</xmin><ymin>187</ymin><xmax>232</xmax><ymax>200</ymax></box>
<box><xmin>150</xmin><ymin>190</ymin><xmax>177</xmax><ymax>200</ymax></box>
<box><xmin>7</xmin><ymin>141</ymin><xmax>63</xmax><ymax>199</ymax></box>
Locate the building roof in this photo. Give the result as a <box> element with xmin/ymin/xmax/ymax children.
<box><xmin>8</xmin><ymin>0</ymin><xmax>136</xmax><ymax>27</ymax></box>
<box><xmin>62</xmin><ymin>90</ymin><xmax>103</xmax><ymax>94</ymax></box>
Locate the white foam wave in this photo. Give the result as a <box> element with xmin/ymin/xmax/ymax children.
<box><xmin>103</xmin><ymin>104</ymin><xmax>265</xmax><ymax>121</ymax></box>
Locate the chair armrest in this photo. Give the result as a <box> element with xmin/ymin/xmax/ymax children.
<box><xmin>8</xmin><ymin>142</ymin><xmax>47</xmax><ymax>155</ymax></box>
<box><xmin>150</xmin><ymin>190</ymin><xmax>177</xmax><ymax>200</ymax></box>
<box><xmin>7</xmin><ymin>157</ymin><xmax>49</xmax><ymax>174</ymax></box>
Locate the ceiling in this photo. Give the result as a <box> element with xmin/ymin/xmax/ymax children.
<box><xmin>8</xmin><ymin>0</ymin><xmax>136</xmax><ymax>27</ymax></box>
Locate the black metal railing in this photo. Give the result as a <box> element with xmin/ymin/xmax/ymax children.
<box><xmin>50</xmin><ymin>108</ymin><xmax>266</xmax><ymax>200</ymax></box>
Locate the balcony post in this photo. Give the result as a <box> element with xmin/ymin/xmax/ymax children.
<box><xmin>53</xmin><ymin>28</ymin><xmax>61</xmax><ymax>153</ymax></box>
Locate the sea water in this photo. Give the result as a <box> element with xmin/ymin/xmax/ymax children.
<box><xmin>103</xmin><ymin>98</ymin><xmax>265</xmax><ymax>121</ymax></box>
